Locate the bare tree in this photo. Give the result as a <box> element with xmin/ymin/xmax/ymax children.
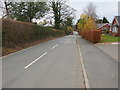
<box><xmin>1</xmin><ymin>1</ymin><xmax>14</xmax><ymax>19</ymax></box>
<box><xmin>3</xmin><ymin>2</ymin><xmax>10</xmax><ymax>18</ymax></box>
<box><xmin>84</xmin><ymin>2</ymin><xmax>97</xmax><ymax>19</ymax></box>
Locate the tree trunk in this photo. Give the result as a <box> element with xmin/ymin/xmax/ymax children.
<box><xmin>4</xmin><ymin>2</ymin><xmax>10</xmax><ymax>19</ymax></box>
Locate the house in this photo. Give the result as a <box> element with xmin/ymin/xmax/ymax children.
<box><xmin>97</xmin><ymin>23</ymin><xmax>111</xmax><ymax>33</ymax></box>
<box><xmin>110</xmin><ymin>16</ymin><xmax>120</xmax><ymax>36</ymax></box>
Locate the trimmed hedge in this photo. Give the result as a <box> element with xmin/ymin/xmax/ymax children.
<box><xmin>2</xmin><ymin>19</ymin><xmax>65</xmax><ymax>47</ymax></box>
<box><xmin>79</xmin><ymin>30</ymin><xmax>101</xmax><ymax>43</ymax></box>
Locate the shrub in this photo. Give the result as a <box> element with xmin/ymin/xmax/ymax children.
<box><xmin>2</xmin><ymin>19</ymin><xmax>65</xmax><ymax>47</ymax></box>
<box><xmin>80</xmin><ymin>30</ymin><xmax>101</xmax><ymax>43</ymax></box>
<box><xmin>64</xmin><ymin>26</ymin><xmax>73</xmax><ymax>35</ymax></box>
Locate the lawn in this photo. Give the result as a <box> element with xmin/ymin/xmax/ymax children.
<box><xmin>99</xmin><ymin>34</ymin><xmax>120</xmax><ymax>43</ymax></box>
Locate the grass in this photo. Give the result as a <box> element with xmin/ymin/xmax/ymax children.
<box><xmin>99</xmin><ymin>34</ymin><xmax>120</xmax><ymax>43</ymax></box>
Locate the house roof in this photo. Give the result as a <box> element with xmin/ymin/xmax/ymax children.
<box><xmin>96</xmin><ymin>24</ymin><xmax>104</xmax><ymax>28</ymax></box>
<box><xmin>97</xmin><ymin>23</ymin><xmax>111</xmax><ymax>29</ymax></box>
<box><xmin>115</xmin><ymin>16</ymin><xmax>120</xmax><ymax>25</ymax></box>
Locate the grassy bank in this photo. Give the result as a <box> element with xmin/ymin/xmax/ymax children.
<box><xmin>99</xmin><ymin>34</ymin><xmax>120</xmax><ymax>43</ymax></box>
<box><xmin>2</xmin><ymin>36</ymin><xmax>65</xmax><ymax>56</ymax></box>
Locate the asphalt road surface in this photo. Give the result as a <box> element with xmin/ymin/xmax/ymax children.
<box><xmin>2</xmin><ymin>32</ymin><xmax>118</xmax><ymax>88</ymax></box>
<box><xmin>2</xmin><ymin>32</ymin><xmax>85</xmax><ymax>88</ymax></box>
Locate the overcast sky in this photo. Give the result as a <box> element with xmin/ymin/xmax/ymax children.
<box><xmin>67</xmin><ymin>0</ymin><xmax>119</xmax><ymax>24</ymax></box>
<box><xmin>0</xmin><ymin>0</ymin><xmax>119</xmax><ymax>24</ymax></box>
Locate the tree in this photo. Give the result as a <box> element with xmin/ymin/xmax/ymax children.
<box><xmin>84</xmin><ymin>2</ymin><xmax>97</xmax><ymax>20</ymax></box>
<box><xmin>3</xmin><ymin>2</ymin><xmax>9</xmax><ymax>18</ymax></box>
<box><xmin>77</xmin><ymin>14</ymin><xmax>97</xmax><ymax>31</ymax></box>
<box><xmin>103</xmin><ymin>17</ymin><xmax>109</xmax><ymax>23</ymax></box>
<box><xmin>4</xmin><ymin>2</ymin><xmax>49</xmax><ymax>22</ymax></box>
<box><xmin>76</xmin><ymin>2</ymin><xmax>97</xmax><ymax>31</ymax></box>
<box><xmin>64</xmin><ymin>17</ymin><xmax>73</xmax><ymax>26</ymax></box>
<box><xmin>49</xmin><ymin>0</ymin><xmax>76</xmax><ymax>29</ymax></box>
<box><xmin>95</xmin><ymin>19</ymin><xmax>103</xmax><ymax>24</ymax></box>
<box><xmin>2</xmin><ymin>2</ymin><xmax>13</xmax><ymax>19</ymax></box>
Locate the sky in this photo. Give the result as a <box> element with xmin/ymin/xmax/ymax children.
<box><xmin>0</xmin><ymin>0</ymin><xmax>119</xmax><ymax>24</ymax></box>
<box><xmin>67</xmin><ymin>1</ymin><xmax>119</xmax><ymax>24</ymax></box>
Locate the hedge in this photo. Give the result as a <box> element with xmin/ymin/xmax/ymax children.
<box><xmin>2</xmin><ymin>19</ymin><xmax>65</xmax><ymax>47</ymax></box>
<box><xmin>79</xmin><ymin>30</ymin><xmax>101</xmax><ymax>43</ymax></box>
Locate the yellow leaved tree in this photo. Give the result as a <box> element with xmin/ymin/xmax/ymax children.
<box><xmin>77</xmin><ymin>14</ymin><xmax>96</xmax><ymax>31</ymax></box>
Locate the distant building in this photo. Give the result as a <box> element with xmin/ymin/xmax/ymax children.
<box><xmin>38</xmin><ymin>20</ymin><xmax>53</xmax><ymax>27</ymax></box>
<box><xmin>97</xmin><ymin>23</ymin><xmax>111</xmax><ymax>33</ymax></box>
<box><xmin>110</xmin><ymin>16</ymin><xmax>120</xmax><ymax>36</ymax></box>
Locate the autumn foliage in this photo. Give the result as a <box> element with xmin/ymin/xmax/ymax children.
<box><xmin>79</xmin><ymin>30</ymin><xmax>101</xmax><ymax>43</ymax></box>
<box><xmin>77</xmin><ymin>14</ymin><xmax>101</xmax><ymax>43</ymax></box>
<box><xmin>77</xmin><ymin>14</ymin><xmax>97</xmax><ymax>31</ymax></box>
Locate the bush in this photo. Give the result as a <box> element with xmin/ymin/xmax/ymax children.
<box><xmin>2</xmin><ymin>19</ymin><xmax>65</xmax><ymax>47</ymax></box>
<box><xmin>80</xmin><ymin>30</ymin><xmax>101</xmax><ymax>43</ymax></box>
<box><xmin>64</xmin><ymin>26</ymin><xmax>73</xmax><ymax>35</ymax></box>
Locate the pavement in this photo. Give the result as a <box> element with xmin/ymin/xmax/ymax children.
<box><xmin>96</xmin><ymin>44</ymin><xmax>118</xmax><ymax>61</ymax></box>
<box><xmin>77</xmin><ymin>37</ymin><xmax>118</xmax><ymax>88</ymax></box>
<box><xmin>2</xmin><ymin>31</ymin><xmax>118</xmax><ymax>88</ymax></box>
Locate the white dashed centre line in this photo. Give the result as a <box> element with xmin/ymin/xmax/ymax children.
<box><xmin>52</xmin><ymin>44</ymin><xmax>59</xmax><ymax>49</ymax></box>
<box><xmin>24</xmin><ymin>52</ymin><xmax>47</xmax><ymax>69</ymax></box>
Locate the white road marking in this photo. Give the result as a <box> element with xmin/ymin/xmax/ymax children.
<box><xmin>24</xmin><ymin>52</ymin><xmax>47</xmax><ymax>69</ymax></box>
<box><xmin>52</xmin><ymin>44</ymin><xmax>59</xmax><ymax>49</ymax></box>
<box><xmin>59</xmin><ymin>41</ymin><xmax>63</xmax><ymax>44</ymax></box>
<box><xmin>51</xmin><ymin>41</ymin><xmax>63</xmax><ymax>50</ymax></box>
<box><xmin>77</xmin><ymin>40</ymin><xmax>90</xmax><ymax>88</ymax></box>
<box><xmin>112</xmin><ymin>43</ymin><xmax>119</xmax><ymax>44</ymax></box>
<box><xmin>63</xmin><ymin>39</ymin><xmax>76</xmax><ymax>44</ymax></box>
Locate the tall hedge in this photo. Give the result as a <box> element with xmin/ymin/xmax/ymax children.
<box><xmin>2</xmin><ymin>19</ymin><xmax>65</xmax><ymax>47</ymax></box>
<box><xmin>79</xmin><ymin>30</ymin><xmax>101</xmax><ymax>43</ymax></box>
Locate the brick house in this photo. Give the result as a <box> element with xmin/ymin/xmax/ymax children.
<box><xmin>97</xmin><ymin>23</ymin><xmax>111</xmax><ymax>33</ymax></box>
<box><xmin>110</xmin><ymin>16</ymin><xmax>120</xmax><ymax>36</ymax></box>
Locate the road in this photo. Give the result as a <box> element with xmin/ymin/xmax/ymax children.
<box><xmin>2</xmin><ymin>32</ymin><xmax>118</xmax><ymax>88</ymax></box>
<box><xmin>2</xmin><ymin>32</ymin><xmax>85</xmax><ymax>88</ymax></box>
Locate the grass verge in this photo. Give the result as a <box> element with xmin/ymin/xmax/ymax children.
<box><xmin>2</xmin><ymin>36</ymin><xmax>65</xmax><ymax>56</ymax></box>
<box><xmin>99</xmin><ymin>34</ymin><xmax>120</xmax><ymax>43</ymax></box>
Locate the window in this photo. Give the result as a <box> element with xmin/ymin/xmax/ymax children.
<box><xmin>115</xmin><ymin>27</ymin><xmax>118</xmax><ymax>33</ymax></box>
<box><xmin>113</xmin><ymin>26</ymin><xmax>118</xmax><ymax>33</ymax></box>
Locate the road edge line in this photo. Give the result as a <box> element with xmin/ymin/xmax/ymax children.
<box><xmin>77</xmin><ymin>39</ymin><xmax>90</xmax><ymax>89</ymax></box>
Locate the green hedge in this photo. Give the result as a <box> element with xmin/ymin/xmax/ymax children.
<box><xmin>61</xmin><ymin>25</ymin><xmax>73</xmax><ymax>35</ymax></box>
<box><xmin>2</xmin><ymin>19</ymin><xmax>65</xmax><ymax>47</ymax></box>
